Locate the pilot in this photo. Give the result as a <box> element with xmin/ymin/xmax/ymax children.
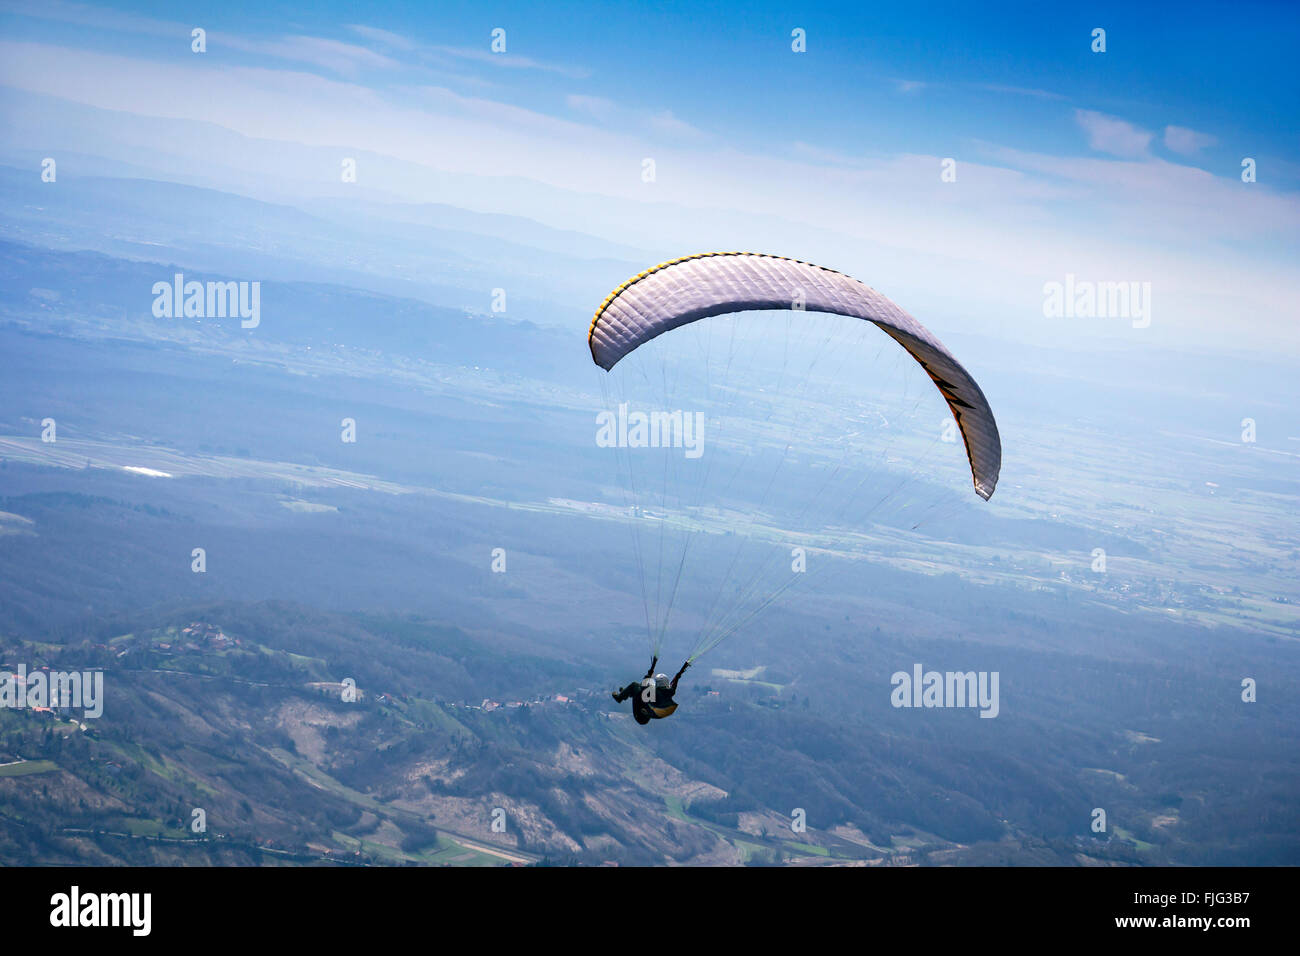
<box><xmin>612</xmin><ymin>656</ymin><xmax>690</xmax><ymax>724</ymax></box>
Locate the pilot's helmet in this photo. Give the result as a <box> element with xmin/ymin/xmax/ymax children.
<box><xmin>654</xmin><ymin>673</ymin><xmax>671</xmax><ymax>690</ymax></box>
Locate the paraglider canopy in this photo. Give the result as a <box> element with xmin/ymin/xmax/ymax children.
<box><xmin>588</xmin><ymin>252</ymin><xmax>1001</xmax><ymax>499</ymax></box>
<box><xmin>588</xmin><ymin>251</ymin><xmax>1003</xmax><ymax>664</ymax></box>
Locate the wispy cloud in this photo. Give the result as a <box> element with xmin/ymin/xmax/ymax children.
<box><xmin>426</xmin><ymin>44</ymin><xmax>589</xmax><ymax>80</ymax></box>
<box><xmin>976</xmin><ymin>139</ymin><xmax>1300</xmax><ymax>241</ymax></box>
<box><xmin>566</xmin><ymin>93</ymin><xmax>615</xmax><ymax>120</ymax></box>
<box><xmin>7</xmin><ymin>0</ymin><xmax>404</xmax><ymax>76</ymax></box>
<box><xmin>0</xmin><ymin>0</ymin><xmax>177</xmax><ymax>36</ymax></box>
<box><xmin>972</xmin><ymin>82</ymin><xmax>1065</xmax><ymax>101</ymax></box>
<box><xmin>345</xmin><ymin>24</ymin><xmax>417</xmax><ymax>52</ymax></box>
<box><xmin>342</xmin><ymin>25</ymin><xmax>588</xmax><ymax>80</ymax></box>
<box><xmin>788</xmin><ymin>141</ymin><xmax>866</xmax><ymax>166</ymax></box>
<box><xmin>646</xmin><ymin>109</ymin><xmax>704</xmax><ymax>139</ymax></box>
<box><xmin>223</xmin><ymin>34</ymin><xmax>401</xmax><ymax>75</ymax></box>
<box><xmin>562</xmin><ymin>95</ymin><xmax>704</xmax><ymax>140</ymax></box>
<box><xmin>1164</xmin><ymin>124</ymin><xmax>1217</xmax><ymax>155</ymax></box>
<box><xmin>1074</xmin><ymin>109</ymin><xmax>1153</xmax><ymax>158</ymax></box>
<box><xmin>406</xmin><ymin>84</ymin><xmax>612</xmax><ymax>143</ymax></box>
<box><xmin>891</xmin><ymin>78</ymin><xmax>1065</xmax><ymax>102</ymax></box>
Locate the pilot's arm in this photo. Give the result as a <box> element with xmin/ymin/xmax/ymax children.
<box><xmin>670</xmin><ymin>660</ymin><xmax>690</xmax><ymax>693</ymax></box>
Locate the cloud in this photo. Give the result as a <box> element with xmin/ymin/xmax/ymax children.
<box><xmin>1074</xmin><ymin>109</ymin><xmax>1153</xmax><ymax>158</ymax></box>
<box><xmin>0</xmin><ymin>0</ymin><xmax>178</xmax><ymax>36</ymax></box>
<box><xmin>788</xmin><ymin>141</ymin><xmax>866</xmax><ymax>166</ymax></box>
<box><xmin>972</xmin><ymin>83</ymin><xmax>1065</xmax><ymax>101</ymax></box>
<box><xmin>345</xmin><ymin>26</ymin><xmax>589</xmax><ymax>81</ymax></box>
<box><xmin>562</xmin><ymin>96</ymin><xmax>704</xmax><ymax>140</ymax></box>
<box><xmin>1</xmin><ymin>34</ymin><xmax>1295</xmax><ymax>352</ymax></box>
<box><xmin>975</xmin><ymin>140</ymin><xmax>1300</xmax><ymax>241</ymax></box>
<box><xmin>646</xmin><ymin>109</ymin><xmax>704</xmax><ymax>139</ymax></box>
<box><xmin>566</xmin><ymin>94</ymin><xmax>615</xmax><ymax>120</ymax></box>
<box><xmin>346</xmin><ymin>25</ymin><xmax>417</xmax><ymax>52</ymax></box>
<box><xmin>407</xmin><ymin>84</ymin><xmax>603</xmax><ymax>141</ymax></box>
<box><xmin>8</xmin><ymin>1</ymin><xmax>405</xmax><ymax>77</ymax></box>
<box><xmin>427</xmin><ymin>44</ymin><xmax>589</xmax><ymax>80</ymax></box>
<box><xmin>222</xmin><ymin>34</ymin><xmax>401</xmax><ymax>75</ymax></box>
<box><xmin>893</xmin><ymin>79</ymin><xmax>927</xmax><ymax>94</ymax></box>
<box><xmin>1164</xmin><ymin>125</ymin><xmax>1217</xmax><ymax>154</ymax></box>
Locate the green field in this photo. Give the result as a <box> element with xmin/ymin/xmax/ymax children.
<box><xmin>0</xmin><ymin>759</ymin><xmax>57</xmax><ymax>777</ymax></box>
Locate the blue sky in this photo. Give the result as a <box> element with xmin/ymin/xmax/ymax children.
<box><xmin>1</xmin><ymin>0</ymin><xmax>1297</xmax><ymax>351</ymax></box>
<box><xmin>7</xmin><ymin>0</ymin><xmax>1295</xmax><ymax>170</ymax></box>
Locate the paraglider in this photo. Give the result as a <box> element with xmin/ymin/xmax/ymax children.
<box><xmin>589</xmin><ymin>252</ymin><xmax>1000</xmax><ymax>500</ymax></box>
<box><xmin>590</xmin><ymin>253</ymin><xmax>1002</xmax><ymax>714</ymax></box>
<box><xmin>611</xmin><ymin>657</ymin><xmax>691</xmax><ymax>724</ymax></box>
